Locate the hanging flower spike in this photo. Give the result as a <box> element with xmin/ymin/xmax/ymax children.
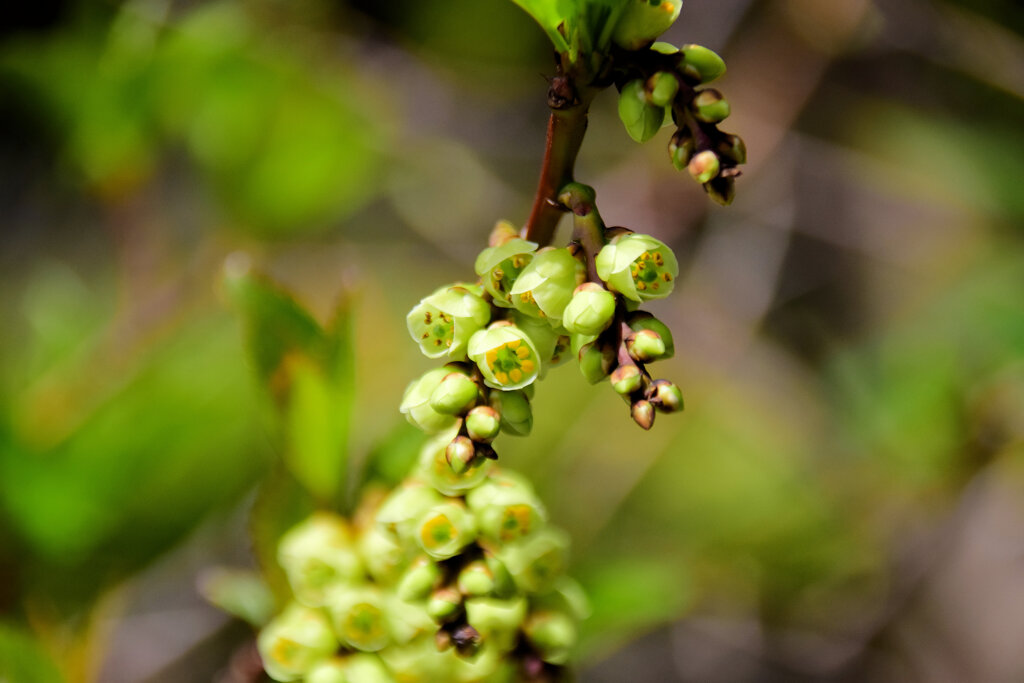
<box><xmin>508</xmin><ymin>247</ymin><xmax>585</xmax><ymax>324</ymax></box>
<box><xmin>468</xmin><ymin>322</ymin><xmax>542</xmax><ymax>390</ymax></box>
<box><xmin>596</xmin><ymin>233</ymin><xmax>679</xmax><ymax>302</ymax></box>
<box><xmin>475</xmin><ymin>237</ymin><xmax>539</xmax><ymax>308</ymax></box>
<box><xmin>406</xmin><ymin>284</ymin><xmax>491</xmax><ymax>361</ymax></box>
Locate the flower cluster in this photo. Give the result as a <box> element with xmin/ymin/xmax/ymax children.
<box><xmin>257</xmin><ymin>450</ymin><xmax>586</xmax><ymax>683</ymax></box>
<box><xmin>615</xmin><ymin>41</ymin><xmax>746</xmax><ymax>205</ymax></box>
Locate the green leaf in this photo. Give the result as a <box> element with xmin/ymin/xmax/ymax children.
<box><xmin>285</xmin><ymin>358</ymin><xmax>348</xmax><ymax>503</ymax></box>
<box><xmin>509</xmin><ymin>0</ymin><xmax>573</xmax><ymax>52</ymax></box>
<box><xmin>0</xmin><ymin>623</ymin><xmax>64</xmax><ymax>683</ymax></box>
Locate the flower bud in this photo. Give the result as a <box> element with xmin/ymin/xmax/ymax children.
<box><xmin>706</xmin><ymin>175</ymin><xmax>736</xmax><ymax>206</ymax></box>
<box><xmin>464</xmin><ymin>596</ymin><xmax>527</xmax><ymax>653</ymax></box>
<box><xmin>278</xmin><ymin>513</ymin><xmax>362</xmax><ymax>608</ymax></box>
<box><xmin>498</xmin><ymin>528</ymin><xmax>570</xmax><ymax>594</ymax></box>
<box><xmin>524</xmin><ymin>611</ymin><xmax>577</xmax><ymax>665</ymax></box>
<box><xmin>415</xmin><ymin>501</ymin><xmax>477</xmax><ymax>560</ymax></box>
<box><xmin>465</xmin><ymin>405</ymin><xmax>501</xmax><ymax>443</ymax></box>
<box><xmin>426</xmin><ymin>586</ymin><xmax>463</xmax><ymax>622</ymax></box>
<box><xmin>326</xmin><ymin>587</ymin><xmax>391</xmax><ymax>652</ymax></box>
<box><xmin>429</xmin><ymin>372</ymin><xmax>480</xmax><ymax>415</ymax></box>
<box><xmin>669</xmin><ymin>130</ymin><xmax>695</xmax><ymax>171</ymax></box>
<box><xmin>400</xmin><ymin>368</ymin><xmax>459</xmax><ymax>433</ymax></box>
<box><xmin>612</xmin><ymin>0</ymin><xmax>682</xmax><ymax>50</ymax></box>
<box><xmin>647</xmin><ymin>71</ymin><xmax>679</xmax><ymax>108</ymax></box>
<box><xmin>258</xmin><ymin>604</ymin><xmax>338</xmax><ymax>682</ymax></box>
<box><xmin>578</xmin><ymin>340</ymin><xmax>616</xmax><ymax>384</ymax></box>
<box><xmin>344</xmin><ymin>654</ymin><xmax>393</xmax><ymax>683</ymax></box>
<box><xmin>485</xmin><ymin>554</ymin><xmax>517</xmax><ymax>599</ymax></box>
<box><xmin>445</xmin><ymin>435</ymin><xmax>477</xmax><ymax>475</ymax></box>
<box><xmin>420</xmin><ymin>430</ymin><xmax>493</xmax><ymax>496</ymax></box>
<box><xmin>596</xmin><ymin>233</ymin><xmax>679</xmax><ymax>302</ymax></box>
<box><xmin>468</xmin><ymin>323</ymin><xmax>542</xmax><ymax>391</ymax></box>
<box><xmin>626</xmin><ymin>312</ymin><xmax>675</xmax><ymax>359</ymax></box>
<box><xmin>396</xmin><ymin>555</ymin><xmax>442</xmax><ymax>602</ymax></box>
<box><xmin>488</xmin><ymin>219</ymin><xmax>520</xmax><ymax>247</ymax></box>
<box><xmin>680</xmin><ymin>44</ymin><xmax>727</xmax><ymax>84</ymax></box>
<box><xmin>457</xmin><ymin>560</ymin><xmax>496</xmax><ymax>597</ymax></box>
<box><xmin>617</xmin><ymin>79</ymin><xmax>665</xmax><ymax>144</ymax></box>
<box><xmin>688</xmin><ymin>150</ymin><xmax>720</xmax><ymax>184</ymax></box>
<box><xmin>376</xmin><ymin>480</ymin><xmax>445</xmax><ymax>543</ymax></box>
<box><xmin>467</xmin><ymin>470</ymin><xmax>547</xmax><ymax>544</ymax></box>
<box><xmin>719</xmin><ymin>133</ymin><xmax>747</xmax><ymax>165</ymax></box>
<box><xmin>474</xmin><ymin>238</ymin><xmax>538</xmax><ymax>308</ymax></box>
<box><xmin>488</xmin><ymin>389</ymin><xmax>532</xmax><ymax>437</ymax></box>
<box><xmin>358</xmin><ymin>524</ymin><xmax>407</xmax><ymax>585</ymax></box>
<box><xmin>407</xmin><ymin>284</ymin><xmax>491</xmax><ymax>361</ymax></box>
<box><xmin>561</xmin><ymin>283</ymin><xmax>616</xmax><ymax>336</ymax></box>
<box><xmin>650</xmin><ymin>378</ymin><xmax>684</xmax><ymax>413</ymax></box>
<box><xmin>693</xmin><ymin>89</ymin><xmax>731</xmax><ymax>123</ymax></box>
<box><xmin>508</xmin><ymin>247</ymin><xmax>585</xmax><ymax>323</ymax></box>
<box><xmin>626</xmin><ymin>328</ymin><xmax>667</xmax><ymax>362</ymax></box>
<box><xmin>610</xmin><ymin>365</ymin><xmax>644</xmax><ymax>395</ymax></box>
<box><xmin>305</xmin><ymin>658</ymin><xmax>348</xmax><ymax>683</ymax></box>
<box><xmin>631</xmin><ymin>399</ymin><xmax>656</xmax><ymax>430</ymax></box>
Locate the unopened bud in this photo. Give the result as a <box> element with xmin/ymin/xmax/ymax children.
<box><xmin>669</xmin><ymin>131</ymin><xmax>695</xmax><ymax>171</ymax></box>
<box><xmin>396</xmin><ymin>556</ymin><xmax>442</xmax><ymax>602</ymax></box>
<box><xmin>445</xmin><ymin>436</ymin><xmax>477</xmax><ymax>475</ymax></box>
<box><xmin>688</xmin><ymin>150</ymin><xmax>720</xmax><ymax>184</ymax></box>
<box><xmin>626</xmin><ymin>311</ymin><xmax>675</xmax><ymax>359</ymax></box>
<box><xmin>306</xmin><ymin>659</ymin><xmax>348</xmax><ymax>683</ymax></box>
<box><xmin>647</xmin><ymin>71</ymin><xmax>679</xmax><ymax>108</ymax></box>
<box><xmin>488</xmin><ymin>219</ymin><xmax>520</xmax><ymax>247</ymax></box>
<box><xmin>464</xmin><ymin>596</ymin><xmax>528</xmax><ymax>652</ymax></box>
<box><xmin>706</xmin><ymin>175</ymin><xmax>736</xmax><ymax>206</ymax></box>
<box><xmin>610</xmin><ymin>365</ymin><xmax>644</xmax><ymax>395</ymax></box>
<box><xmin>578</xmin><ymin>341</ymin><xmax>616</xmax><ymax>385</ymax></box>
<box><xmin>680</xmin><ymin>44</ymin><xmax>727</xmax><ymax>84</ymax></box>
<box><xmin>627</xmin><ymin>329</ymin><xmax>667</xmax><ymax>362</ymax></box>
<box><xmin>693</xmin><ymin>89</ymin><xmax>731</xmax><ymax>123</ymax></box>
<box><xmin>426</xmin><ymin>587</ymin><xmax>463</xmax><ymax>622</ymax></box>
<box><xmin>631</xmin><ymin>399</ymin><xmax>656</xmax><ymax>430</ymax></box>
<box><xmin>650</xmin><ymin>379</ymin><xmax>684</xmax><ymax>413</ymax></box>
<box><xmin>719</xmin><ymin>133</ymin><xmax>747</xmax><ymax>165</ymax></box>
<box><xmin>429</xmin><ymin>373</ymin><xmax>479</xmax><ymax>415</ymax></box>
<box><xmin>489</xmin><ymin>389</ymin><xmax>532</xmax><ymax>437</ymax></box>
<box><xmin>524</xmin><ymin>611</ymin><xmax>578</xmax><ymax>665</ymax></box>
<box><xmin>465</xmin><ymin>405</ymin><xmax>501</xmax><ymax>442</ymax></box>
<box><xmin>457</xmin><ymin>560</ymin><xmax>496</xmax><ymax>597</ymax></box>
<box><xmin>562</xmin><ymin>283</ymin><xmax>616</xmax><ymax>336</ymax></box>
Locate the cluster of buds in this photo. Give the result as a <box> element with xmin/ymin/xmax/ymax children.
<box><xmin>257</xmin><ymin>451</ymin><xmax>587</xmax><ymax>683</ymax></box>
<box><xmin>615</xmin><ymin>41</ymin><xmax>746</xmax><ymax>205</ymax></box>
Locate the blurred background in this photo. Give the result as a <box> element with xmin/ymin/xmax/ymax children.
<box><xmin>1</xmin><ymin>0</ymin><xmax>1023</xmax><ymax>681</ymax></box>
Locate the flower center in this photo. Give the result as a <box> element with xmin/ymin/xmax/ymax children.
<box><xmin>630</xmin><ymin>250</ymin><xmax>672</xmax><ymax>292</ymax></box>
<box><xmin>485</xmin><ymin>340</ymin><xmax>536</xmax><ymax>385</ymax></box>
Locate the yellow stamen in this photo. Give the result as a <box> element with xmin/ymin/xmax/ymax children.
<box><xmin>510</xmin><ymin>369</ymin><xmax>522</xmax><ymax>382</ymax></box>
<box><xmin>495</xmin><ymin>371</ymin><xmax>509</xmax><ymax>384</ymax></box>
<box><xmin>516</xmin><ymin>346</ymin><xmax>530</xmax><ymax>358</ymax></box>
<box><xmin>521</xmin><ymin>360</ymin><xmax>536</xmax><ymax>373</ymax></box>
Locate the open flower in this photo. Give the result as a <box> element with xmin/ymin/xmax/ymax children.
<box><xmin>468</xmin><ymin>322</ymin><xmax>542</xmax><ymax>390</ymax></box>
<box><xmin>508</xmin><ymin>247</ymin><xmax>584</xmax><ymax>324</ymax></box>
<box><xmin>474</xmin><ymin>237</ymin><xmax>538</xmax><ymax>308</ymax></box>
<box><xmin>406</xmin><ymin>284</ymin><xmax>491</xmax><ymax>360</ymax></box>
<box><xmin>595</xmin><ymin>233</ymin><xmax>679</xmax><ymax>302</ymax></box>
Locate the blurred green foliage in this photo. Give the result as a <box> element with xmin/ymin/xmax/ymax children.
<box><xmin>0</xmin><ymin>0</ymin><xmax>1022</xmax><ymax>681</ymax></box>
